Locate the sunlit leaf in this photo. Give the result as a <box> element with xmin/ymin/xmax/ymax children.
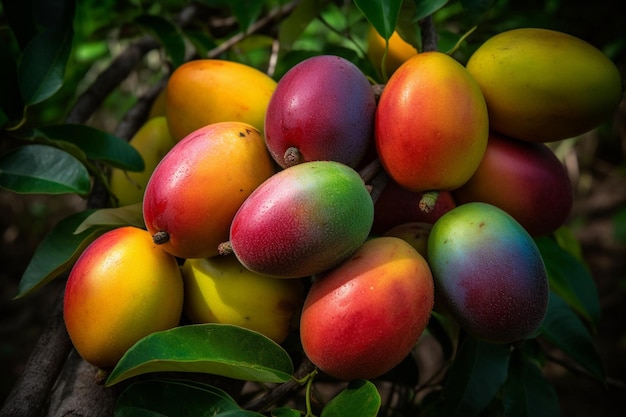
<box><xmin>18</xmin><ymin>21</ymin><xmax>73</xmax><ymax>105</ymax></box>
<box><xmin>539</xmin><ymin>291</ymin><xmax>605</xmax><ymax>382</ymax></box>
<box><xmin>135</xmin><ymin>14</ymin><xmax>186</xmax><ymax>69</ymax></box>
<box><xmin>354</xmin><ymin>0</ymin><xmax>403</xmax><ymax>39</ymax></box>
<box><xmin>74</xmin><ymin>204</ymin><xmax>145</xmax><ymax>234</ymax></box>
<box><xmin>15</xmin><ymin>210</ymin><xmax>109</xmax><ymax>298</ymax></box>
<box><xmin>114</xmin><ymin>379</ymin><xmax>243</xmax><ymax>417</ymax></box>
<box><xmin>106</xmin><ymin>324</ymin><xmax>294</xmax><ymax>386</ymax></box>
<box><xmin>37</xmin><ymin>124</ymin><xmax>145</xmax><ymax>172</ymax></box>
<box><xmin>0</xmin><ymin>144</ymin><xmax>91</xmax><ymax>195</ymax></box>
<box><xmin>535</xmin><ymin>236</ymin><xmax>601</xmax><ymax>329</ymax></box>
<box><xmin>321</xmin><ymin>379</ymin><xmax>381</xmax><ymax>417</ymax></box>
<box><xmin>502</xmin><ymin>347</ymin><xmax>560</xmax><ymax>417</ymax></box>
<box><xmin>436</xmin><ymin>335</ymin><xmax>511</xmax><ymax>417</ymax></box>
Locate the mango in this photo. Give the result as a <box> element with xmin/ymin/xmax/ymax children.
<box><xmin>63</xmin><ymin>226</ymin><xmax>183</xmax><ymax>369</ymax></box>
<box><xmin>427</xmin><ymin>202</ymin><xmax>549</xmax><ymax>344</ymax></box>
<box><xmin>372</xmin><ymin>180</ymin><xmax>456</xmax><ymax>235</ymax></box>
<box><xmin>300</xmin><ymin>236</ymin><xmax>434</xmax><ymax>381</ymax></box>
<box><xmin>264</xmin><ymin>55</ymin><xmax>376</xmax><ymax>169</ymax></box>
<box><xmin>454</xmin><ymin>132</ymin><xmax>573</xmax><ymax>236</ymax></box>
<box><xmin>226</xmin><ymin>161</ymin><xmax>373</xmax><ymax>278</ymax></box>
<box><xmin>367</xmin><ymin>26</ymin><xmax>418</xmax><ymax>78</ymax></box>
<box><xmin>143</xmin><ymin>122</ymin><xmax>275</xmax><ymax>259</ymax></box>
<box><xmin>109</xmin><ymin>116</ymin><xmax>176</xmax><ymax>206</ymax></box>
<box><xmin>383</xmin><ymin>222</ymin><xmax>432</xmax><ymax>258</ymax></box>
<box><xmin>375</xmin><ymin>51</ymin><xmax>489</xmax><ymax>192</ymax></box>
<box><xmin>466</xmin><ymin>28</ymin><xmax>623</xmax><ymax>142</ymax></box>
<box><xmin>165</xmin><ymin>59</ymin><xmax>277</xmax><ymax>142</ymax></box>
<box><xmin>181</xmin><ymin>256</ymin><xmax>304</xmax><ymax>344</ymax></box>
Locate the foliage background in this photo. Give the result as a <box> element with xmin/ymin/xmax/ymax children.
<box><xmin>1</xmin><ymin>0</ymin><xmax>625</xmax><ymax>415</ymax></box>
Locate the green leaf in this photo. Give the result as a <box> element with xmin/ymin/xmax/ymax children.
<box><xmin>114</xmin><ymin>379</ymin><xmax>243</xmax><ymax>417</ymax></box>
<box><xmin>135</xmin><ymin>14</ymin><xmax>186</xmax><ymax>69</ymax></box>
<box><xmin>353</xmin><ymin>0</ymin><xmax>403</xmax><ymax>39</ymax></box>
<box><xmin>228</xmin><ymin>0</ymin><xmax>266</xmax><ymax>33</ymax></box>
<box><xmin>106</xmin><ymin>324</ymin><xmax>295</xmax><ymax>386</ymax></box>
<box><xmin>278</xmin><ymin>0</ymin><xmax>330</xmax><ymax>52</ymax></box>
<box><xmin>613</xmin><ymin>205</ymin><xmax>626</xmax><ymax>245</ymax></box>
<box><xmin>15</xmin><ymin>210</ymin><xmax>109</xmax><ymax>298</ymax></box>
<box><xmin>74</xmin><ymin>204</ymin><xmax>145</xmax><ymax>234</ymax></box>
<box><xmin>321</xmin><ymin>379</ymin><xmax>381</xmax><ymax>417</ymax></box>
<box><xmin>37</xmin><ymin>124</ymin><xmax>145</xmax><ymax>172</ymax></box>
<box><xmin>535</xmin><ymin>236</ymin><xmax>601</xmax><ymax>329</ymax></box>
<box><xmin>0</xmin><ymin>144</ymin><xmax>91</xmax><ymax>195</ymax></box>
<box><xmin>412</xmin><ymin>0</ymin><xmax>450</xmax><ymax>22</ymax></box>
<box><xmin>271</xmin><ymin>407</ymin><xmax>302</xmax><ymax>417</ymax></box>
<box><xmin>502</xmin><ymin>347</ymin><xmax>560</xmax><ymax>417</ymax></box>
<box><xmin>18</xmin><ymin>20</ymin><xmax>73</xmax><ymax>105</ymax></box>
<box><xmin>539</xmin><ymin>291</ymin><xmax>605</xmax><ymax>382</ymax></box>
<box><xmin>437</xmin><ymin>335</ymin><xmax>511</xmax><ymax>417</ymax></box>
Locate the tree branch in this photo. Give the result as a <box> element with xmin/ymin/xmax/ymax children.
<box><xmin>419</xmin><ymin>16</ymin><xmax>438</xmax><ymax>52</ymax></box>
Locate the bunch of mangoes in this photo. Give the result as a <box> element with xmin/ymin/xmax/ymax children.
<box><xmin>63</xmin><ymin>27</ymin><xmax>622</xmax><ymax>381</ymax></box>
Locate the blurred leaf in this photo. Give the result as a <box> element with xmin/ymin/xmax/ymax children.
<box><xmin>114</xmin><ymin>379</ymin><xmax>246</xmax><ymax>417</ymax></box>
<box><xmin>535</xmin><ymin>236</ymin><xmax>601</xmax><ymax>329</ymax></box>
<box><xmin>502</xmin><ymin>346</ymin><xmax>560</xmax><ymax>417</ymax></box>
<box><xmin>427</xmin><ymin>310</ymin><xmax>458</xmax><ymax>360</ymax></box>
<box><xmin>0</xmin><ymin>144</ymin><xmax>91</xmax><ymax>195</ymax></box>
<box><xmin>106</xmin><ymin>324</ymin><xmax>295</xmax><ymax>386</ymax></box>
<box><xmin>184</xmin><ymin>30</ymin><xmax>218</xmax><ymax>57</ymax></box>
<box><xmin>436</xmin><ymin>335</ymin><xmax>511</xmax><ymax>417</ymax></box>
<box><xmin>0</xmin><ymin>28</ymin><xmax>24</xmax><ymax>123</ymax></box>
<box><xmin>18</xmin><ymin>19</ymin><xmax>74</xmax><ymax>105</ymax></box>
<box><xmin>228</xmin><ymin>0</ymin><xmax>266</xmax><ymax>33</ymax></box>
<box><xmin>278</xmin><ymin>0</ymin><xmax>330</xmax><ymax>51</ymax></box>
<box><xmin>539</xmin><ymin>291</ymin><xmax>605</xmax><ymax>382</ymax></box>
<box><xmin>135</xmin><ymin>14</ymin><xmax>186</xmax><ymax>69</ymax></box>
<box><xmin>321</xmin><ymin>379</ymin><xmax>381</xmax><ymax>417</ymax></box>
<box><xmin>459</xmin><ymin>0</ymin><xmax>496</xmax><ymax>23</ymax></box>
<box><xmin>37</xmin><ymin>124</ymin><xmax>145</xmax><ymax>172</ymax></box>
<box><xmin>74</xmin><ymin>204</ymin><xmax>145</xmax><ymax>234</ymax></box>
<box><xmin>354</xmin><ymin>0</ymin><xmax>403</xmax><ymax>39</ymax></box>
<box><xmin>271</xmin><ymin>407</ymin><xmax>302</xmax><ymax>417</ymax></box>
<box><xmin>2</xmin><ymin>0</ymin><xmax>38</xmax><ymax>50</ymax></box>
<box><xmin>613</xmin><ymin>205</ymin><xmax>626</xmax><ymax>245</ymax></box>
<box><xmin>552</xmin><ymin>226</ymin><xmax>584</xmax><ymax>261</ymax></box>
<box><xmin>15</xmin><ymin>209</ymin><xmax>109</xmax><ymax>298</ymax></box>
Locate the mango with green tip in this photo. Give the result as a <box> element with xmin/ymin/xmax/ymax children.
<box><xmin>226</xmin><ymin>160</ymin><xmax>374</xmax><ymax>279</ymax></box>
<box><xmin>466</xmin><ymin>28</ymin><xmax>623</xmax><ymax>142</ymax></box>
<box><xmin>427</xmin><ymin>202</ymin><xmax>549</xmax><ymax>344</ymax></box>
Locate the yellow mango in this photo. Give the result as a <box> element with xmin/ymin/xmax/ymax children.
<box><xmin>466</xmin><ymin>28</ymin><xmax>623</xmax><ymax>142</ymax></box>
<box><xmin>165</xmin><ymin>59</ymin><xmax>277</xmax><ymax>142</ymax></box>
<box><xmin>110</xmin><ymin>116</ymin><xmax>176</xmax><ymax>206</ymax></box>
<box><xmin>367</xmin><ymin>26</ymin><xmax>418</xmax><ymax>78</ymax></box>
<box><xmin>181</xmin><ymin>256</ymin><xmax>304</xmax><ymax>344</ymax></box>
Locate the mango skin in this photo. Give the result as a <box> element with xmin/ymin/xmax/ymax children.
<box><xmin>166</xmin><ymin>59</ymin><xmax>277</xmax><ymax>142</ymax></box>
<box><xmin>63</xmin><ymin>226</ymin><xmax>183</xmax><ymax>369</ymax></box>
<box><xmin>143</xmin><ymin>122</ymin><xmax>275</xmax><ymax>259</ymax></box>
<box><xmin>264</xmin><ymin>55</ymin><xmax>376</xmax><ymax>169</ymax></box>
<box><xmin>427</xmin><ymin>202</ymin><xmax>549</xmax><ymax>344</ymax></box>
<box><xmin>375</xmin><ymin>51</ymin><xmax>489</xmax><ymax>192</ymax></box>
<box><xmin>229</xmin><ymin>161</ymin><xmax>374</xmax><ymax>278</ymax></box>
<box><xmin>110</xmin><ymin>116</ymin><xmax>176</xmax><ymax>206</ymax></box>
<box><xmin>300</xmin><ymin>236</ymin><xmax>434</xmax><ymax>381</ymax></box>
<box><xmin>367</xmin><ymin>26</ymin><xmax>418</xmax><ymax>78</ymax></box>
<box><xmin>466</xmin><ymin>28</ymin><xmax>623</xmax><ymax>142</ymax></box>
<box><xmin>372</xmin><ymin>180</ymin><xmax>456</xmax><ymax>235</ymax></box>
<box><xmin>454</xmin><ymin>133</ymin><xmax>573</xmax><ymax>236</ymax></box>
<box><xmin>181</xmin><ymin>256</ymin><xmax>304</xmax><ymax>344</ymax></box>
